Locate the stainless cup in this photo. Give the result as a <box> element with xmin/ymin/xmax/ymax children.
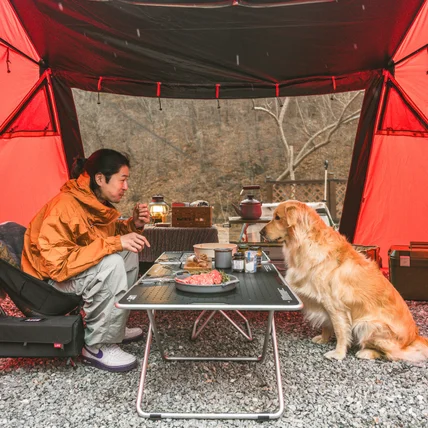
<box><xmin>214</xmin><ymin>248</ymin><xmax>233</xmax><ymax>269</ymax></box>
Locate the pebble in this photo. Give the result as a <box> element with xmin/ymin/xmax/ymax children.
<box><xmin>0</xmin><ymin>306</ymin><xmax>427</xmax><ymax>427</ymax></box>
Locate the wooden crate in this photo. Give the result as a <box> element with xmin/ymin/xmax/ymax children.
<box><xmin>171</xmin><ymin>206</ymin><xmax>213</xmax><ymax>228</ymax></box>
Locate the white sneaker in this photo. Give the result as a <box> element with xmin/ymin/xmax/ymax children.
<box><xmin>122</xmin><ymin>326</ymin><xmax>144</xmax><ymax>344</ymax></box>
<box><xmin>82</xmin><ymin>344</ymin><xmax>137</xmax><ymax>372</ymax></box>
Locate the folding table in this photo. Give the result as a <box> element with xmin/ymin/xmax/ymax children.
<box><xmin>116</xmin><ymin>262</ymin><xmax>303</xmax><ymax>420</ymax></box>
<box><xmin>154</xmin><ymin>251</ymin><xmax>270</xmax><ymax>340</ymax></box>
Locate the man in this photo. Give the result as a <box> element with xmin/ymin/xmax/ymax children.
<box><xmin>22</xmin><ymin>149</ymin><xmax>150</xmax><ymax>372</ymax></box>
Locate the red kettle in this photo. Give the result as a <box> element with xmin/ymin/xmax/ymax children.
<box><xmin>232</xmin><ymin>194</ymin><xmax>262</xmax><ymax>220</ymax></box>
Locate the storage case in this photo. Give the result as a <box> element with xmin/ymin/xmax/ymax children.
<box><xmin>0</xmin><ymin>314</ymin><xmax>84</xmax><ymax>358</ymax></box>
<box><xmin>388</xmin><ymin>242</ymin><xmax>428</xmax><ymax>301</ymax></box>
<box><xmin>172</xmin><ymin>206</ymin><xmax>213</xmax><ymax>227</ymax></box>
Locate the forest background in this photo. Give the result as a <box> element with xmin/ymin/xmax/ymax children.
<box><xmin>72</xmin><ymin>90</ymin><xmax>364</xmax><ymax>224</ymax></box>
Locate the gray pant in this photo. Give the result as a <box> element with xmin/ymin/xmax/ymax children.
<box><xmin>50</xmin><ymin>251</ymin><xmax>139</xmax><ymax>347</ymax></box>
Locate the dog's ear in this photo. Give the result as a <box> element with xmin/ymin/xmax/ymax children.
<box><xmin>285</xmin><ymin>205</ymin><xmax>298</xmax><ymax>228</ymax></box>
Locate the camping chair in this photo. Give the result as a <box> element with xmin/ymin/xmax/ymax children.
<box><xmin>0</xmin><ymin>222</ymin><xmax>81</xmax><ymax>317</ymax></box>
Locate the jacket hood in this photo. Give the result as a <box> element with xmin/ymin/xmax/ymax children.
<box><xmin>60</xmin><ymin>172</ymin><xmax>120</xmax><ymax>225</ymax></box>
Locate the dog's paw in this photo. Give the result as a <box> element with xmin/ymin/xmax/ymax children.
<box><xmin>324</xmin><ymin>349</ymin><xmax>346</xmax><ymax>361</ymax></box>
<box><xmin>355</xmin><ymin>349</ymin><xmax>382</xmax><ymax>360</ymax></box>
<box><xmin>312</xmin><ymin>335</ymin><xmax>330</xmax><ymax>345</ymax></box>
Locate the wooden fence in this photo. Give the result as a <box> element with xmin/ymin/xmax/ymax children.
<box><xmin>265</xmin><ymin>177</ymin><xmax>348</xmax><ymax>222</ymax></box>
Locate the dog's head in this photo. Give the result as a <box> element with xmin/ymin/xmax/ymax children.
<box><xmin>260</xmin><ymin>200</ymin><xmax>319</xmax><ymax>244</ymax></box>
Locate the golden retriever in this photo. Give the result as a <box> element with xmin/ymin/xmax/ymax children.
<box><xmin>260</xmin><ymin>200</ymin><xmax>428</xmax><ymax>362</ymax></box>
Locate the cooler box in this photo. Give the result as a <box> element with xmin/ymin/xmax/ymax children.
<box><xmin>388</xmin><ymin>243</ymin><xmax>428</xmax><ymax>301</ymax></box>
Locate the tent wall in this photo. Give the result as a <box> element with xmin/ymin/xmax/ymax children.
<box><xmin>0</xmin><ymin>0</ymin><xmax>79</xmax><ymax>226</ymax></box>
<box><xmin>343</xmin><ymin>0</ymin><xmax>428</xmax><ymax>266</ymax></box>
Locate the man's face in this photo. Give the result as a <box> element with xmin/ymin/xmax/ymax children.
<box><xmin>96</xmin><ymin>165</ymin><xmax>130</xmax><ymax>204</ymax></box>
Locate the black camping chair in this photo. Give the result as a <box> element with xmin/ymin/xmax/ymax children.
<box><xmin>0</xmin><ymin>222</ymin><xmax>81</xmax><ymax>317</ymax></box>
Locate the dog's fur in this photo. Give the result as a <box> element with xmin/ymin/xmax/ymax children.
<box><xmin>260</xmin><ymin>200</ymin><xmax>428</xmax><ymax>362</ymax></box>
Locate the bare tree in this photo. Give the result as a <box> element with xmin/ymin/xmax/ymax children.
<box><xmin>253</xmin><ymin>91</ymin><xmax>363</xmax><ymax>180</ymax></box>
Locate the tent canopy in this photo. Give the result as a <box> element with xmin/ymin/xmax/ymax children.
<box><xmin>1</xmin><ymin>0</ymin><xmax>428</xmax><ymax>266</ymax></box>
<box><xmin>8</xmin><ymin>0</ymin><xmax>424</xmax><ymax>98</ymax></box>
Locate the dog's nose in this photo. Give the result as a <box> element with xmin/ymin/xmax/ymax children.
<box><xmin>259</xmin><ymin>227</ymin><xmax>267</xmax><ymax>239</ymax></box>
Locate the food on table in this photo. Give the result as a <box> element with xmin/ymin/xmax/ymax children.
<box><xmin>183</xmin><ymin>253</ymin><xmax>212</xmax><ymax>270</ymax></box>
<box><xmin>176</xmin><ymin>269</ymin><xmax>230</xmax><ymax>286</ymax></box>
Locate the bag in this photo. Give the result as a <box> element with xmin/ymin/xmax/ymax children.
<box><xmin>0</xmin><ymin>314</ymin><xmax>84</xmax><ymax>358</ymax></box>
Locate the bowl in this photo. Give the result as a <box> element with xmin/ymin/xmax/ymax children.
<box><xmin>193</xmin><ymin>243</ymin><xmax>238</xmax><ymax>259</ymax></box>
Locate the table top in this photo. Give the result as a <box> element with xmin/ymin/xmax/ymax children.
<box><xmin>117</xmin><ymin>262</ymin><xmax>302</xmax><ymax>311</ymax></box>
<box><xmin>228</xmin><ymin>216</ymin><xmax>272</xmax><ymax>224</ymax></box>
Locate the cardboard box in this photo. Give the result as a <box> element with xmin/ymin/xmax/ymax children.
<box><xmin>172</xmin><ymin>206</ymin><xmax>213</xmax><ymax>228</ymax></box>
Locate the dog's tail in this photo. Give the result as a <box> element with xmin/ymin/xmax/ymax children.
<box><xmin>385</xmin><ymin>336</ymin><xmax>428</xmax><ymax>362</ymax></box>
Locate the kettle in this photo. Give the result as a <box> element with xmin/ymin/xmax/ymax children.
<box><xmin>232</xmin><ymin>194</ymin><xmax>262</xmax><ymax>220</ymax></box>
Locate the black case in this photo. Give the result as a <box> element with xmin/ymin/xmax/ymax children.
<box><xmin>0</xmin><ymin>315</ymin><xmax>84</xmax><ymax>357</ymax></box>
<box><xmin>388</xmin><ymin>242</ymin><xmax>428</xmax><ymax>301</ymax></box>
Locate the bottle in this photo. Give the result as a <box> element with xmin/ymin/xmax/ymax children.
<box><xmin>232</xmin><ymin>252</ymin><xmax>245</xmax><ymax>273</ymax></box>
<box><xmin>238</xmin><ymin>244</ymin><xmax>249</xmax><ymax>255</ymax></box>
<box><xmin>244</xmin><ymin>249</ymin><xmax>257</xmax><ymax>273</ymax></box>
<box><xmin>250</xmin><ymin>246</ymin><xmax>262</xmax><ymax>270</ymax></box>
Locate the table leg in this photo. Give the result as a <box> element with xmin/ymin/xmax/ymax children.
<box><xmin>137</xmin><ymin>310</ymin><xmax>284</xmax><ymax>420</ymax></box>
<box><xmin>191</xmin><ymin>310</ymin><xmax>253</xmax><ymax>341</ymax></box>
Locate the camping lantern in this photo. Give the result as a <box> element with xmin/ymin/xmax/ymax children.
<box><xmin>148</xmin><ymin>195</ymin><xmax>170</xmax><ymax>223</ymax></box>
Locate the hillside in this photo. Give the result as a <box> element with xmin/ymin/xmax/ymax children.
<box><xmin>73</xmin><ymin>90</ymin><xmax>363</xmax><ymax>223</ymax></box>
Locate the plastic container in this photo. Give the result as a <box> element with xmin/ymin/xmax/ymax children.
<box><xmin>244</xmin><ymin>250</ymin><xmax>257</xmax><ymax>273</ymax></box>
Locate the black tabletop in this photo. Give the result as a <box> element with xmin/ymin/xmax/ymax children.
<box><xmin>117</xmin><ymin>263</ymin><xmax>302</xmax><ymax>312</ymax></box>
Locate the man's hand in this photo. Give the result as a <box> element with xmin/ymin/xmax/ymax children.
<box><xmin>120</xmin><ymin>233</ymin><xmax>150</xmax><ymax>253</ymax></box>
<box><xmin>133</xmin><ymin>203</ymin><xmax>151</xmax><ymax>229</ymax></box>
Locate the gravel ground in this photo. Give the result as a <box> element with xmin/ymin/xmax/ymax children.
<box><xmin>1</xmin><ymin>300</ymin><xmax>427</xmax><ymax>428</ymax></box>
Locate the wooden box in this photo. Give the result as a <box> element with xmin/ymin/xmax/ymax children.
<box><xmin>172</xmin><ymin>206</ymin><xmax>213</xmax><ymax>228</ymax></box>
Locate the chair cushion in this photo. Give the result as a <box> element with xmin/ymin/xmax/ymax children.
<box><xmin>0</xmin><ymin>240</ymin><xmax>19</xmax><ymax>269</ymax></box>
<box><xmin>0</xmin><ymin>222</ymin><xmax>26</xmax><ymax>265</ymax></box>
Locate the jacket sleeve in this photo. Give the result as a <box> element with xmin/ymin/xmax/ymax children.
<box><xmin>115</xmin><ymin>217</ymin><xmax>144</xmax><ymax>235</ymax></box>
<box><xmin>38</xmin><ymin>215</ymin><xmax>123</xmax><ymax>282</ymax></box>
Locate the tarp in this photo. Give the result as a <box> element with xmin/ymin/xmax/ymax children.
<box><xmin>1</xmin><ymin>0</ymin><xmax>428</xmax><ymax>267</ymax></box>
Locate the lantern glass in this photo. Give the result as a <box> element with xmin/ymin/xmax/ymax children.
<box><xmin>148</xmin><ymin>195</ymin><xmax>170</xmax><ymax>223</ymax></box>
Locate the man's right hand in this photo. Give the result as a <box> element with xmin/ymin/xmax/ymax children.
<box><xmin>120</xmin><ymin>233</ymin><xmax>151</xmax><ymax>253</ymax></box>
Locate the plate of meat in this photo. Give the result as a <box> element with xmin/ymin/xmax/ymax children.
<box><xmin>175</xmin><ymin>269</ymin><xmax>239</xmax><ymax>294</ymax></box>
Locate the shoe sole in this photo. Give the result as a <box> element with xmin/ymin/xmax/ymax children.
<box><xmin>122</xmin><ymin>332</ymin><xmax>145</xmax><ymax>345</ymax></box>
<box><xmin>82</xmin><ymin>356</ymin><xmax>138</xmax><ymax>372</ymax></box>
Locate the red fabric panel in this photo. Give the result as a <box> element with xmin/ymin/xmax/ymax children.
<box><xmin>2</xmin><ymin>85</ymin><xmax>55</xmax><ymax>133</ymax></box>
<box><xmin>395</xmin><ymin>51</ymin><xmax>428</xmax><ymax>120</ymax></box>
<box><xmin>394</xmin><ymin>0</ymin><xmax>428</xmax><ymax>62</ymax></box>
<box><xmin>0</xmin><ymin>136</ymin><xmax>68</xmax><ymax>226</ymax></box>
<box><xmin>0</xmin><ymin>0</ymin><xmax>39</xmax><ymax>61</ymax></box>
<box><xmin>339</xmin><ymin>73</ymin><xmax>383</xmax><ymax>242</ymax></box>
<box><xmin>0</xmin><ymin>45</ymin><xmax>39</xmax><ymax>126</ymax></box>
<box><xmin>380</xmin><ymin>85</ymin><xmax>428</xmax><ymax>132</ymax></box>
<box><xmin>354</xmin><ymin>134</ymin><xmax>428</xmax><ymax>267</ymax></box>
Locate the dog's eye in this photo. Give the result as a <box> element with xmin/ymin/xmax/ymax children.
<box><xmin>275</xmin><ymin>215</ymin><xmax>280</xmax><ymax>221</ymax></box>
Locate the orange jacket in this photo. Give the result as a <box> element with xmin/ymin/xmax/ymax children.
<box><xmin>22</xmin><ymin>172</ymin><xmax>141</xmax><ymax>282</ymax></box>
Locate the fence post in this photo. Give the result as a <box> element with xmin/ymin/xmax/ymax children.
<box><xmin>328</xmin><ymin>178</ymin><xmax>337</xmax><ymax>222</ymax></box>
<box><xmin>265</xmin><ymin>178</ymin><xmax>273</xmax><ymax>203</ymax></box>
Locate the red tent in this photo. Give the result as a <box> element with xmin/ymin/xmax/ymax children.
<box><xmin>1</xmin><ymin>0</ymin><xmax>427</xmax><ymax>266</ymax></box>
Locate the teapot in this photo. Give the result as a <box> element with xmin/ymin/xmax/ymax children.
<box><xmin>232</xmin><ymin>194</ymin><xmax>262</xmax><ymax>220</ymax></box>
